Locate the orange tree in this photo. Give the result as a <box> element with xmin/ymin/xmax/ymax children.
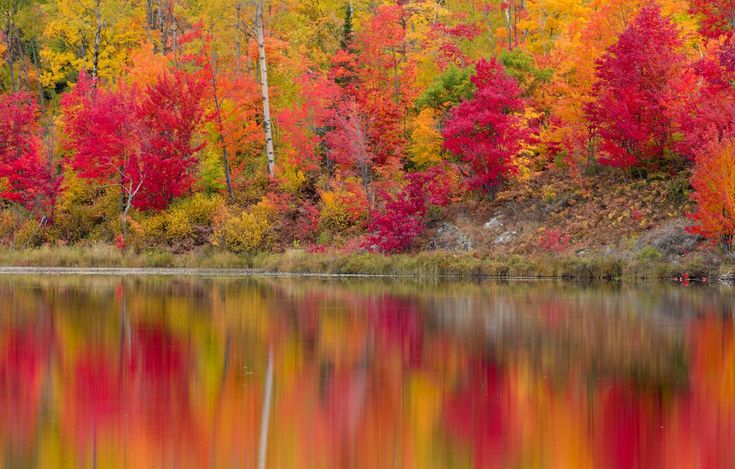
<box><xmin>689</xmin><ymin>138</ymin><xmax>735</xmax><ymax>249</ymax></box>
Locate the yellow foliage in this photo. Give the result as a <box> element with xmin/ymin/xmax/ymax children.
<box><xmin>53</xmin><ymin>171</ymin><xmax>119</xmax><ymax>242</ymax></box>
<box><xmin>319</xmin><ymin>196</ymin><xmax>351</xmax><ymax>233</ymax></box>
<box><xmin>215</xmin><ymin>200</ymin><xmax>275</xmax><ymax>253</ymax></box>
<box><xmin>132</xmin><ymin>194</ymin><xmax>225</xmax><ymax>246</ymax></box>
<box><xmin>41</xmin><ymin>0</ymin><xmax>145</xmax><ymax>87</ymax></box>
<box><xmin>318</xmin><ymin>189</ymin><xmax>367</xmax><ymax>233</ymax></box>
<box><xmin>14</xmin><ymin>219</ymin><xmax>42</xmax><ymax>248</ymax></box>
<box><xmin>278</xmin><ymin>163</ymin><xmax>308</xmax><ymax>195</ymax></box>
<box><xmin>410</xmin><ymin>109</ymin><xmax>444</xmax><ymax>167</ymax></box>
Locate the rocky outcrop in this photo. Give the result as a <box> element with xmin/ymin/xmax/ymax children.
<box><xmin>427</xmin><ymin>222</ymin><xmax>473</xmax><ymax>251</ymax></box>
<box><xmin>633</xmin><ymin>218</ymin><xmax>704</xmax><ymax>260</ymax></box>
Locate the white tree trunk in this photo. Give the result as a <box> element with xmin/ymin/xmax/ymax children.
<box><xmin>256</xmin><ymin>0</ymin><xmax>276</xmax><ymax>177</ymax></box>
<box><xmin>93</xmin><ymin>0</ymin><xmax>102</xmax><ymax>79</ymax></box>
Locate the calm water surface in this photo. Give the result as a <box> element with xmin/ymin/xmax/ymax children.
<box><xmin>0</xmin><ymin>276</ymin><xmax>733</xmax><ymax>468</ymax></box>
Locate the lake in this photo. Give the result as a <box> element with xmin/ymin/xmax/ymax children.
<box><xmin>0</xmin><ymin>275</ymin><xmax>733</xmax><ymax>468</ymax></box>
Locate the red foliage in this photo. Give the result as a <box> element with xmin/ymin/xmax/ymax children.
<box><xmin>690</xmin><ymin>0</ymin><xmax>735</xmax><ymax>39</ymax></box>
<box><xmin>115</xmin><ymin>233</ymin><xmax>126</xmax><ymax>250</ymax></box>
<box><xmin>61</xmin><ymin>75</ymin><xmax>143</xmax><ymax>200</ymax></box>
<box><xmin>365</xmin><ymin>169</ymin><xmax>447</xmax><ymax>253</ymax></box>
<box><xmin>669</xmin><ymin>40</ymin><xmax>735</xmax><ymax>160</ymax></box>
<box><xmin>586</xmin><ymin>5</ymin><xmax>686</xmax><ymax>168</ymax></box>
<box><xmin>136</xmin><ymin>71</ymin><xmax>206</xmax><ymax>209</ymax></box>
<box><xmin>62</xmin><ymin>70</ymin><xmax>205</xmax><ymax>212</ymax></box>
<box><xmin>428</xmin><ymin>22</ymin><xmax>483</xmax><ymax>68</ymax></box>
<box><xmin>277</xmin><ymin>72</ymin><xmax>341</xmax><ymax>175</ymax></box>
<box><xmin>442</xmin><ymin>58</ymin><xmax>529</xmax><ymax>195</ymax></box>
<box><xmin>0</xmin><ymin>92</ymin><xmax>56</xmax><ymax>213</ymax></box>
<box><xmin>539</xmin><ymin>228</ymin><xmax>571</xmax><ymax>253</ymax></box>
<box><xmin>333</xmin><ymin>5</ymin><xmax>414</xmax><ymax>167</ymax></box>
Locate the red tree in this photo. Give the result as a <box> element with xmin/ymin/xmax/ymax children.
<box><xmin>690</xmin><ymin>0</ymin><xmax>735</xmax><ymax>39</ymax></box>
<box><xmin>586</xmin><ymin>5</ymin><xmax>686</xmax><ymax>168</ymax></box>
<box><xmin>0</xmin><ymin>92</ymin><xmax>56</xmax><ymax>214</ymax></box>
<box><xmin>326</xmin><ymin>100</ymin><xmax>378</xmax><ymax>205</ymax></box>
<box><xmin>328</xmin><ymin>5</ymin><xmax>415</xmax><ymax>170</ymax></box>
<box><xmin>669</xmin><ymin>39</ymin><xmax>735</xmax><ymax>159</ymax></box>
<box><xmin>442</xmin><ymin>58</ymin><xmax>529</xmax><ymax>195</ymax></box>
<box><xmin>136</xmin><ymin>71</ymin><xmax>206</xmax><ymax>210</ymax></box>
<box><xmin>62</xmin><ymin>74</ymin><xmax>145</xmax><ymax>236</ymax></box>
<box><xmin>62</xmin><ymin>71</ymin><xmax>205</xmax><ymax>236</ymax></box>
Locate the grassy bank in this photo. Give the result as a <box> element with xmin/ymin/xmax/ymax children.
<box><xmin>0</xmin><ymin>244</ymin><xmax>728</xmax><ymax>280</ymax></box>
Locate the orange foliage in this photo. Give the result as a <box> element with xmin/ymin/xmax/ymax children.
<box><xmin>690</xmin><ymin>138</ymin><xmax>735</xmax><ymax>246</ymax></box>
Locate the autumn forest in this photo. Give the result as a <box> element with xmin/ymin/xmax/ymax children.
<box><xmin>2</xmin><ymin>0</ymin><xmax>735</xmax><ymax>262</ymax></box>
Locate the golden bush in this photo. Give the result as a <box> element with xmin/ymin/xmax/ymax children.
<box><xmin>131</xmin><ymin>194</ymin><xmax>225</xmax><ymax>247</ymax></box>
<box><xmin>14</xmin><ymin>219</ymin><xmax>42</xmax><ymax>248</ymax></box>
<box><xmin>318</xmin><ymin>190</ymin><xmax>366</xmax><ymax>233</ymax></box>
<box><xmin>215</xmin><ymin>200</ymin><xmax>275</xmax><ymax>253</ymax></box>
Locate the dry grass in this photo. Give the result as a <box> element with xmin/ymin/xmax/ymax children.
<box><xmin>0</xmin><ymin>244</ymin><xmax>718</xmax><ymax>280</ymax></box>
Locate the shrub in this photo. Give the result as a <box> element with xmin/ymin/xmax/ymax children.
<box><xmin>637</xmin><ymin>246</ymin><xmax>663</xmax><ymax>263</ymax></box>
<box><xmin>277</xmin><ymin>163</ymin><xmax>308</xmax><ymax>194</ymax></box>
<box><xmin>131</xmin><ymin>194</ymin><xmax>224</xmax><ymax>247</ymax></box>
<box><xmin>318</xmin><ymin>188</ymin><xmax>368</xmax><ymax>233</ymax></box>
<box><xmin>0</xmin><ymin>210</ymin><xmax>19</xmax><ymax>244</ymax></box>
<box><xmin>52</xmin><ymin>176</ymin><xmax>119</xmax><ymax>243</ymax></box>
<box><xmin>14</xmin><ymin>218</ymin><xmax>43</xmax><ymax>248</ymax></box>
<box><xmin>216</xmin><ymin>200</ymin><xmax>275</xmax><ymax>253</ymax></box>
<box><xmin>538</xmin><ymin>228</ymin><xmax>570</xmax><ymax>253</ymax></box>
<box><xmin>365</xmin><ymin>173</ymin><xmax>430</xmax><ymax>253</ymax></box>
<box><xmin>163</xmin><ymin>208</ymin><xmax>194</xmax><ymax>241</ymax></box>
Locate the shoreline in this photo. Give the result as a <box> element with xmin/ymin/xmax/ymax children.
<box><xmin>0</xmin><ymin>244</ymin><xmax>730</xmax><ymax>281</ymax></box>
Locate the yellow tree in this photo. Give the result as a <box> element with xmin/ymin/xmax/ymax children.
<box><xmin>41</xmin><ymin>0</ymin><xmax>144</xmax><ymax>87</ymax></box>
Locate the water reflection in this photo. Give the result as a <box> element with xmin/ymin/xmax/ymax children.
<box><xmin>0</xmin><ymin>277</ymin><xmax>733</xmax><ymax>468</ymax></box>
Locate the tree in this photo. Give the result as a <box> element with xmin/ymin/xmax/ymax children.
<box><xmin>61</xmin><ymin>75</ymin><xmax>144</xmax><ymax>236</ymax></box>
<box><xmin>41</xmin><ymin>0</ymin><xmax>143</xmax><ymax>87</ymax></box>
<box><xmin>416</xmin><ymin>65</ymin><xmax>476</xmax><ymax>120</ymax></box>
<box><xmin>1</xmin><ymin>0</ymin><xmax>29</xmax><ymax>91</ymax></box>
<box><xmin>0</xmin><ymin>92</ymin><xmax>55</xmax><ymax>213</ymax></box>
<box><xmin>277</xmin><ymin>71</ymin><xmax>341</xmax><ymax>178</ymax></box>
<box><xmin>135</xmin><ymin>70</ymin><xmax>206</xmax><ymax>210</ymax></box>
<box><xmin>690</xmin><ymin>0</ymin><xmax>735</xmax><ymax>38</ymax></box>
<box><xmin>669</xmin><ymin>38</ymin><xmax>735</xmax><ymax>160</ymax></box>
<box><xmin>585</xmin><ymin>5</ymin><xmax>686</xmax><ymax>169</ymax></box>
<box><xmin>326</xmin><ymin>99</ymin><xmax>376</xmax><ymax>206</ymax></box>
<box><xmin>61</xmin><ymin>71</ymin><xmax>205</xmax><ymax>237</ymax></box>
<box><xmin>255</xmin><ymin>0</ymin><xmax>276</xmax><ymax>177</ymax></box>
<box><xmin>442</xmin><ymin>58</ymin><xmax>529</xmax><ymax>196</ymax></box>
<box><xmin>689</xmin><ymin>138</ymin><xmax>735</xmax><ymax>249</ymax></box>
<box><xmin>342</xmin><ymin>4</ymin><xmax>418</xmax><ymax>166</ymax></box>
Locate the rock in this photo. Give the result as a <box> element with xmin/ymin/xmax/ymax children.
<box><xmin>494</xmin><ymin>230</ymin><xmax>518</xmax><ymax>245</ymax></box>
<box><xmin>634</xmin><ymin>218</ymin><xmax>705</xmax><ymax>260</ymax></box>
<box><xmin>720</xmin><ymin>269</ymin><xmax>735</xmax><ymax>283</ymax></box>
<box><xmin>484</xmin><ymin>216</ymin><xmax>504</xmax><ymax>230</ymax></box>
<box><xmin>428</xmin><ymin>222</ymin><xmax>473</xmax><ymax>251</ymax></box>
